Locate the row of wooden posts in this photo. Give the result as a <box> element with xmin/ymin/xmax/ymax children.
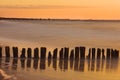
<box><xmin>0</xmin><ymin>46</ymin><xmax>119</xmax><ymax>59</ymax></box>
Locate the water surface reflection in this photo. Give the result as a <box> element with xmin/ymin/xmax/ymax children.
<box><xmin>0</xmin><ymin>58</ymin><xmax>119</xmax><ymax>80</ymax></box>
<box><xmin>0</xmin><ymin>58</ymin><xmax>119</xmax><ymax>72</ymax></box>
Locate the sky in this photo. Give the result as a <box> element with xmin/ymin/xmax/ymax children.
<box><xmin>0</xmin><ymin>0</ymin><xmax>120</xmax><ymax>19</ymax></box>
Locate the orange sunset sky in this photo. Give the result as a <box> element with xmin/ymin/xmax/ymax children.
<box><xmin>0</xmin><ymin>0</ymin><xmax>120</xmax><ymax>19</ymax></box>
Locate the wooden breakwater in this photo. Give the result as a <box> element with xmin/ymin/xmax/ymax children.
<box><xmin>0</xmin><ymin>46</ymin><xmax>119</xmax><ymax>59</ymax></box>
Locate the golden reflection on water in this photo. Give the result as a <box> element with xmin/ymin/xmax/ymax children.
<box><xmin>0</xmin><ymin>58</ymin><xmax>120</xmax><ymax>80</ymax></box>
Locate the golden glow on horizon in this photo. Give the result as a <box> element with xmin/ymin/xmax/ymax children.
<box><xmin>0</xmin><ymin>0</ymin><xmax>120</xmax><ymax>19</ymax></box>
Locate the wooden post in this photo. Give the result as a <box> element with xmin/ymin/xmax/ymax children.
<box><xmin>70</xmin><ymin>49</ymin><xmax>74</xmax><ymax>69</ymax></box>
<box><xmin>34</xmin><ymin>48</ymin><xmax>39</xmax><ymax>59</ymax></box>
<box><xmin>70</xmin><ymin>49</ymin><xmax>74</xmax><ymax>60</ymax></box>
<box><xmin>87</xmin><ymin>48</ymin><xmax>91</xmax><ymax>59</ymax></box>
<box><xmin>48</xmin><ymin>51</ymin><xmax>52</xmax><ymax>60</ymax></box>
<box><xmin>80</xmin><ymin>46</ymin><xmax>86</xmax><ymax>59</ymax></box>
<box><xmin>20</xmin><ymin>48</ymin><xmax>26</xmax><ymax>58</ymax></box>
<box><xmin>48</xmin><ymin>51</ymin><xmax>52</xmax><ymax>67</ymax></box>
<box><xmin>53</xmin><ymin>48</ymin><xmax>58</xmax><ymax>59</ymax></box>
<box><xmin>64</xmin><ymin>47</ymin><xmax>69</xmax><ymax>60</ymax></box>
<box><xmin>97</xmin><ymin>48</ymin><xmax>101</xmax><ymax>59</ymax></box>
<box><xmin>40</xmin><ymin>47</ymin><xmax>46</xmax><ymax>59</ymax></box>
<box><xmin>5</xmin><ymin>46</ymin><xmax>10</xmax><ymax>58</ymax></box>
<box><xmin>102</xmin><ymin>49</ymin><xmax>105</xmax><ymax>59</ymax></box>
<box><xmin>92</xmin><ymin>48</ymin><xmax>96</xmax><ymax>59</ymax></box>
<box><xmin>59</xmin><ymin>48</ymin><xmax>63</xmax><ymax>59</ymax></box>
<box><xmin>115</xmin><ymin>50</ymin><xmax>119</xmax><ymax>58</ymax></box>
<box><xmin>106</xmin><ymin>48</ymin><xmax>111</xmax><ymax>59</ymax></box>
<box><xmin>75</xmin><ymin>47</ymin><xmax>79</xmax><ymax>60</ymax></box>
<box><xmin>0</xmin><ymin>47</ymin><xmax>2</xmax><ymax>58</ymax></box>
<box><xmin>12</xmin><ymin>47</ymin><xmax>18</xmax><ymax>58</ymax></box>
<box><xmin>27</xmin><ymin>48</ymin><xmax>32</xmax><ymax>58</ymax></box>
<box><xmin>111</xmin><ymin>49</ymin><xmax>116</xmax><ymax>59</ymax></box>
<box><xmin>112</xmin><ymin>49</ymin><xmax>119</xmax><ymax>59</ymax></box>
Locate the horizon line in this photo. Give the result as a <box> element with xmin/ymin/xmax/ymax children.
<box><xmin>1</xmin><ymin>17</ymin><xmax>120</xmax><ymax>21</ymax></box>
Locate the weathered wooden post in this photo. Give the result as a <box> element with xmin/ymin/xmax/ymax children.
<box><xmin>34</xmin><ymin>48</ymin><xmax>39</xmax><ymax>59</ymax></box>
<box><xmin>115</xmin><ymin>50</ymin><xmax>119</xmax><ymax>58</ymax></box>
<box><xmin>75</xmin><ymin>47</ymin><xmax>80</xmax><ymax>60</ymax></box>
<box><xmin>48</xmin><ymin>51</ymin><xmax>52</xmax><ymax>60</ymax></box>
<box><xmin>48</xmin><ymin>51</ymin><xmax>52</xmax><ymax>67</ymax></box>
<box><xmin>102</xmin><ymin>49</ymin><xmax>105</xmax><ymax>59</ymax></box>
<box><xmin>106</xmin><ymin>48</ymin><xmax>111</xmax><ymax>59</ymax></box>
<box><xmin>59</xmin><ymin>48</ymin><xmax>63</xmax><ymax>59</ymax></box>
<box><xmin>97</xmin><ymin>48</ymin><xmax>101</xmax><ymax>59</ymax></box>
<box><xmin>111</xmin><ymin>49</ymin><xmax>114</xmax><ymax>59</ymax></box>
<box><xmin>0</xmin><ymin>47</ymin><xmax>2</xmax><ymax>58</ymax></box>
<box><xmin>70</xmin><ymin>49</ymin><xmax>74</xmax><ymax>69</ymax></box>
<box><xmin>12</xmin><ymin>47</ymin><xmax>18</xmax><ymax>58</ymax></box>
<box><xmin>20</xmin><ymin>48</ymin><xmax>26</xmax><ymax>58</ymax></box>
<box><xmin>64</xmin><ymin>47</ymin><xmax>69</xmax><ymax>60</ymax></box>
<box><xmin>87</xmin><ymin>48</ymin><xmax>91</xmax><ymax>59</ymax></box>
<box><xmin>80</xmin><ymin>46</ymin><xmax>86</xmax><ymax>59</ymax></box>
<box><xmin>40</xmin><ymin>47</ymin><xmax>46</xmax><ymax>59</ymax></box>
<box><xmin>70</xmin><ymin>49</ymin><xmax>74</xmax><ymax>60</ymax></box>
<box><xmin>5</xmin><ymin>46</ymin><xmax>10</xmax><ymax>58</ymax></box>
<box><xmin>53</xmin><ymin>48</ymin><xmax>58</xmax><ymax>59</ymax></box>
<box><xmin>113</xmin><ymin>49</ymin><xmax>119</xmax><ymax>59</ymax></box>
<box><xmin>92</xmin><ymin>48</ymin><xmax>96</xmax><ymax>59</ymax></box>
<box><xmin>27</xmin><ymin>48</ymin><xmax>32</xmax><ymax>58</ymax></box>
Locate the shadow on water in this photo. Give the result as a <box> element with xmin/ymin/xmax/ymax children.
<box><xmin>0</xmin><ymin>58</ymin><xmax>119</xmax><ymax>72</ymax></box>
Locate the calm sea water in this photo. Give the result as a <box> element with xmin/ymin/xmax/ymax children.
<box><xmin>0</xmin><ymin>20</ymin><xmax>120</xmax><ymax>49</ymax></box>
<box><xmin>0</xmin><ymin>59</ymin><xmax>120</xmax><ymax>80</ymax></box>
<box><xmin>0</xmin><ymin>20</ymin><xmax>120</xmax><ymax>80</ymax></box>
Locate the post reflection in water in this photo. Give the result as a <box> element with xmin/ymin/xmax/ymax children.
<box><xmin>5</xmin><ymin>58</ymin><xmax>10</xmax><ymax>69</ymax></box>
<box><xmin>0</xmin><ymin>58</ymin><xmax>119</xmax><ymax>72</ymax></box>
<box><xmin>27</xmin><ymin>59</ymin><xmax>31</xmax><ymax>68</ymax></box>
<box><xmin>12</xmin><ymin>59</ymin><xmax>18</xmax><ymax>70</ymax></box>
<box><xmin>40</xmin><ymin>59</ymin><xmax>46</xmax><ymax>70</ymax></box>
<box><xmin>33</xmin><ymin>59</ymin><xmax>38</xmax><ymax>70</ymax></box>
<box><xmin>53</xmin><ymin>59</ymin><xmax>57</xmax><ymax>70</ymax></box>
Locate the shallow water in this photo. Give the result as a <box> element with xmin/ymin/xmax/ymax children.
<box><xmin>0</xmin><ymin>20</ymin><xmax>120</xmax><ymax>50</ymax></box>
<box><xmin>0</xmin><ymin>58</ymin><xmax>120</xmax><ymax>80</ymax></box>
<box><xmin>0</xmin><ymin>20</ymin><xmax>120</xmax><ymax>80</ymax></box>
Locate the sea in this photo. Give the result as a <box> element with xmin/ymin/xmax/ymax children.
<box><xmin>0</xmin><ymin>20</ymin><xmax>120</xmax><ymax>80</ymax></box>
